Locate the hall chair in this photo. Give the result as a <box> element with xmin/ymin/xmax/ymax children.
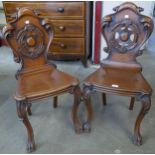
<box><xmin>83</xmin><ymin>2</ymin><xmax>153</xmax><ymax>145</ymax></box>
<box><xmin>2</xmin><ymin>8</ymin><xmax>82</xmax><ymax>152</ymax></box>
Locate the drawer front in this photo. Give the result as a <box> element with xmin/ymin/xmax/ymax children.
<box><xmin>50</xmin><ymin>38</ymin><xmax>85</xmax><ymax>55</ymax></box>
<box><xmin>51</xmin><ymin>20</ymin><xmax>85</xmax><ymax>37</ymax></box>
<box><xmin>4</xmin><ymin>2</ymin><xmax>85</xmax><ymax>21</ymax></box>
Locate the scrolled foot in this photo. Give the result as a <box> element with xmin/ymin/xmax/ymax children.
<box><xmin>83</xmin><ymin>121</ymin><xmax>91</xmax><ymax>133</ymax></box>
<box><xmin>27</xmin><ymin>140</ymin><xmax>36</xmax><ymax>153</ymax></box>
<box><xmin>16</xmin><ymin>100</ymin><xmax>35</xmax><ymax>152</ymax></box>
<box><xmin>74</xmin><ymin>121</ymin><xmax>83</xmax><ymax>134</ymax></box>
<box><xmin>134</xmin><ymin>94</ymin><xmax>151</xmax><ymax>145</ymax></box>
<box><xmin>133</xmin><ymin>134</ymin><xmax>142</xmax><ymax>146</ymax></box>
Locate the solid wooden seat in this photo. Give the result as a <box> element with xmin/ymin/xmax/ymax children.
<box><xmin>84</xmin><ymin>67</ymin><xmax>152</xmax><ymax>96</ymax></box>
<box><xmin>15</xmin><ymin>65</ymin><xmax>79</xmax><ymax>101</ymax></box>
<box><xmin>2</xmin><ymin>8</ymin><xmax>82</xmax><ymax>152</ymax></box>
<box><xmin>83</xmin><ymin>2</ymin><xmax>153</xmax><ymax>146</ymax></box>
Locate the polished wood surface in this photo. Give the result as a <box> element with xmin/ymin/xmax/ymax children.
<box><xmin>3</xmin><ymin>1</ymin><xmax>91</xmax><ymax>67</ymax></box>
<box><xmin>2</xmin><ymin>8</ymin><xmax>83</xmax><ymax>152</ymax></box>
<box><xmin>83</xmin><ymin>2</ymin><xmax>153</xmax><ymax>145</ymax></box>
<box><xmin>50</xmin><ymin>38</ymin><xmax>85</xmax><ymax>55</ymax></box>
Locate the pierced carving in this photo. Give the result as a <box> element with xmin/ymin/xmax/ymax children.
<box><xmin>101</xmin><ymin>2</ymin><xmax>153</xmax><ymax>58</ymax></box>
<box><xmin>16</xmin><ymin>24</ymin><xmax>45</xmax><ymax>58</ymax></box>
<box><xmin>110</xmin><ymin>19</ymin><xmax>138</xmax><ymax>54</ymax></box>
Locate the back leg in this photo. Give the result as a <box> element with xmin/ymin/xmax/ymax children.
<box><xmin>129</xmin><ymin>97</ymin><xmax>135</xmax><ymax>110</ymax></box>
<box><xmin>27</xmin><ymin>103</ymin><xmax>32</xmax><ymax>116</ymax></box>
<box><xmin>102</xmin><ymin>93</ymin><xmax>107</xmax><ymax>106</ymax></box>
<box><xmin>53</xmin><ymin>96</ymin><xmax>58</xmax><ymax>108</ymax></box>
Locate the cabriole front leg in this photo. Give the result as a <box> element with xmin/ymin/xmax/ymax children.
<box><xmin>16</xmin><ymin>100</ymin><xmax>35</xmax><ymax>152</ymax></box>
<box><xmin>71</xmin><ymin>85</ymin><xmax>83</xmax><ymax>133</ymax></box>
<box><xmin>82</xmin><ymin>84</ymin><xmax>93</xmax><ymax>132</ymax></box>
<box><xmin>134</xmin><ymin>94</ymin><xmax>151</xmax><ymax>145</ymax></box>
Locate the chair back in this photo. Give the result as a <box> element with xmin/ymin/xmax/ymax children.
<box><xmin>101</xmin><ymin>2</ymin><xmax>153</xmax><ymax>70</ymax></box>
<box><xmin>3</xmin><ymin>8</ymin><xmax>54</xmax><ymax>70</ymax></box>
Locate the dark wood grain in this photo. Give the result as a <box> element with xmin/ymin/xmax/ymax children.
<box><xmin>83</xmin><ymin>2</ymin><xmax>153</xmax><ymax>145</ymax></box>
<box><xmin>2</xmin><ymin>8</ymin><xmax>82</xmax><ymax>152</ymax></box>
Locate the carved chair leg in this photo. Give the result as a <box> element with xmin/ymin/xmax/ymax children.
<box><xmin>102</xmin><ymin>93</ymin><xmax>107</xmax><ymax>106</ymax></box>
<box><xmin>27</xmin><ymin>102</ymin><xmax>32</xmax><ymax>116</ymax></box>
<box><xmin>82</xmin><ymin>85</ymin><xmax>93</xmax><ymax>132</ymax></box>
<box><xmin>53</xmin><ymin>96</ymin><xmax>58</xmax><ymax>108</ymax></box>
<box><xmin>134</xmin><ymin>94</ymin><xmax>151</xmax><ymax>145</ymax></box>
<box><xmin>129</xmin><ymin>97</ymin><xmax>135</xmax><ymax>110</ymax></box>
<box><xmin>71</xmin><ymin>86</ymin><xmax>83</xmax><ymax>133</ymax></box>
<box><xmin>16</xmin><ymin>100</ymin><xmax>35</xmax><ymax>153</ymax></box>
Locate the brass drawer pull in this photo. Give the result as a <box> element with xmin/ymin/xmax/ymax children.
<box><xmin>16</xmin><ymin>7</ymin><xmax>20</xmax><ymax>11</ymax></box>
<box><xmin>57</xmin><ymin>7</ymin><xmax>64</xmax><ymax>13</ymax></box>
<box><xmin>59</xmin><ymin>43</ymin><xmax>66</xmax><ymax>48</ymax></box>
<box><xmin>34</xmin><ymin>10</ymin><xmax>41</xmax><ymax>16</ymax></box>
<box><xmin>59</xmin><ymin>26</ymin><xmax>65</xmax><ymax>31</ymax></box>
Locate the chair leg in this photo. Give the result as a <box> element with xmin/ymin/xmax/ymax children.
<box><xmin>16</xmin><ymin>100</ymin><xmax>35</xmax><ymax>153</ymax></box>
<box><xmin>134</xmin><ymin>94</ymin><xmax>151</xmax><ymax>145</ymax></box>
<box><xmin>53</xmin><ymin>96</ymin><xmax>58</xmax><ymax>108</ymax></box>
<box><xmin>102</xmin><ymin>93</ymin><xmax>107</xmax><ymax>106</ymax></box>
<box><xmin>27</xmin><ymin>102</ymin><xmax>32</xmax><ymax>116</ymax></box>
<box><xmin>82</xmin><ymin>85</ymin><xmax>93</xmax><ymax>132</ymax></box>
<box><xmin>71</xmin><ymin>86</ymin><xmax>83</xmax><ymax>133</ymax></box>
<box><xmin>129</xmin><ymin>97</ymin><xmax>135</xmax><ymax>110</ymax></box>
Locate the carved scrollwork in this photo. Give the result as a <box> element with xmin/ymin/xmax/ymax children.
<box><xmin>83</xmin><ymin>84</ymin><xmax>94</xmax><ymax>98</ymax></box>
<box><xmin>16</xmin><ymin>24</ymin><xmax>45</xmax><ymax>58</ymax></box>
<box><xmin>113</xmin><ymin>2</ymin><xmax>144</xmax><ymax>13</ymax></box>
<box><xmin>101</xmin><ymin>2</ymin><xmax>153</xmax><ymax>56</ymax></box>
<box><xmin>2</xmin><ymin>24</ymin><xmax>21</xmax><ymax>63</ymax></box>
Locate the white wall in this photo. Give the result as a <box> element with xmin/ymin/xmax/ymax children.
<box><xmin>0</xmin><ymin>1</ymin><xmax>2</xmax><ymax>8</ymax></box>
<box><xmin>100</xmin><ymin>1</ymin><xmax>155</xmax><ymax>60</ymax></box>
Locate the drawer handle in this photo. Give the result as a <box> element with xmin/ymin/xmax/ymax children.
<box><xmin>16</xmin><ymin>7</ymin><xmax>20</xmax><ymax>11</ymax></box>
<box><xmin>59</xmin><ymin>43</ymin><xmax>66</xmax><ymax>48</ymax></box>
<box><xmin>59</xmin><ymin>26</ymin><xmax>65</xmax><ymax>31</ymax></box>
<box><xmin>57</xmin><ymin>7</ymin><xmax>64</xmax><ymax>13</ymax></box>
<box><xmin>34</xmin><ymin>10</ymin><xmax>41</xmax><ymax>16</ymax></box>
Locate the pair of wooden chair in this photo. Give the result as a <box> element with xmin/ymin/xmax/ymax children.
<box><xmin>2</xmin><ymin>2</ymin><xmax>153</xmax><ymax>152</ymax></box>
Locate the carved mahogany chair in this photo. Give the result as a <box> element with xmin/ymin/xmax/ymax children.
<box><xmin>83</xmin><ymin>2</ymin><xmax>153</xmax><ymax>145</ymax></box>
<box><xmin>2</xmin><ymin>8</ymin><xmax>82</xmax><ymax>152</ymax></box>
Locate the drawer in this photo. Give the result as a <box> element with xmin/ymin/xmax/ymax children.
<box><xmin>4</xmin><ymin>2</ymin><xmax>85</xmax><ymax>21</ymax></box>
<box><xmin>50</xmin><ymin>38</ymin><xmax>85</xmax><ymax>55</ymax></box>
<box><xmin>51</xmin><ymin>20</ymin><xmax>85</xmax><ymax>37</ymax></box>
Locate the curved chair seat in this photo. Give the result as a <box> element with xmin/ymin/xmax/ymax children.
<box><xmin>15</xmin><ymin>65</ymin><xmax>79</xmax><ymax>101</ymax></box>
<box><xmin>84</xmin><ymin>67</ymin><xmax>152</xmax><ymax>96</ymax></box>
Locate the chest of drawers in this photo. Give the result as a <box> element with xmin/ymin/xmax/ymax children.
<box><xmin>3</xmin><ymin>1</ymin><xmax>91</xmax><ymax>67</ymax></box>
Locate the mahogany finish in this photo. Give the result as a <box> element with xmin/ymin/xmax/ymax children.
<box><xmin>2</xmin><ymin>8</ymin><xmax>83</xmax><ymax>152</ymax></box>
<box><xmin>3</xmin><ymin>1</ymin><xmax>91</xmax><ymax>67</ymax></box>
<box><xmin>83</xmin><ymin>2</ymin><xmax>153</xmax><ymax>145</ymax></box>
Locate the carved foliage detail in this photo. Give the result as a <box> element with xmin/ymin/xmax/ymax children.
<box><xmin>17</xmin><ymin>24</ymin><xmax>45</xmax><ymax>58</ymax></box>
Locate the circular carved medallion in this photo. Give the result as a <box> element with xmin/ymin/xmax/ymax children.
<box><xmin>110</xmin><ymin>20</ymin><xmax>138</xmax><ymax>54</ymax></box>
<box><xmin>17</xmin><ymin>24</ymin><xmax>45</xmax><ymax>58</ymax></box>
